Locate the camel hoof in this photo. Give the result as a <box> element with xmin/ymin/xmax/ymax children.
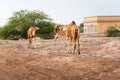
<box><xmin>78</xmin><ymin>52</ymin><xmax>80</xmax><ymax>55</ymax></box>
<box><xmin>67</xmin><ymin>50</ymin><xmax>72</xmax><ymax>54</ymax></box>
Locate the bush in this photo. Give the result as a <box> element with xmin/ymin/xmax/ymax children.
<box><xmin>105</xmin><ymin>26</ymin><xmax>120</xmax><ymax>37</ymax></box>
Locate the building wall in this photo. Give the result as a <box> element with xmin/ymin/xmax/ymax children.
<box><xmin>84</xmin><ymin>16</ymin><xmax>120</xmax><ymax>33</ymax></box>
<box><xmin>97</xmin><ymin>22</ymin><xmax>120</xmax><ymax>33</ymax></box>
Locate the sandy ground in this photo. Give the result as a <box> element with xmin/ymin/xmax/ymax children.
<box><xmin>0</xmin><ymin>37</ymin><xmax>120</xmax><ymax>80</ymax></box>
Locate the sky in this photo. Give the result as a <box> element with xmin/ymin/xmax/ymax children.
<box><xmin>0</xmin><ymin>0</ymin><xmax>120</xmax><ymax>26</ymax></box>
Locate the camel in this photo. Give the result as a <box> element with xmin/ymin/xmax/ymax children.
<box><xmin>54</xmin><ymin>25</ymin><xmax>66</xmax><ymax>40</ymax></box>
<box><xmin>54</xmin><ymin>21</ymin><xmax>80</xmax><ymax>54</ymax></box>
<box><xmin>27</xmin><ymin>26</ymin><xmax>39</xmax><ymax>48</ymax></box>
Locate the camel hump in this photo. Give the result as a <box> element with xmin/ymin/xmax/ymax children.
<box><xmin>72</xmin><ymin>21</ymin><xmax>76</xmax><ymax>25</ymax></box>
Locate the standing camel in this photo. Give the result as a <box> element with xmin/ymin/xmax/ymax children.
<box><xmin>27</xmin><ymin>26</ymin><xmax>39</xmax><ymax>48</ymax></box>
<box><xmin>54</xmin><ymin>21</ymin><xmax>80</xmax><ymax>54</ymax></box>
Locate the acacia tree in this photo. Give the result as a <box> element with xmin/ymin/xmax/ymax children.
<box><xmin>0</xmin><ymin>10</ymin><xmax>54</xmax><ymax>39</ymax></box>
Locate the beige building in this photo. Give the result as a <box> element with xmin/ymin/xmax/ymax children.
<box><xmin>84</xmin><ymin>16</ymin><xmax>120</xmax><ymax>33</ymax></box>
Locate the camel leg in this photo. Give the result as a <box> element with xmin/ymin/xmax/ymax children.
<box><xmin>77</xmin><ymin>38</ymin><xmax>80</xmax><ymax>54</ymax></box>
<box><xmin>73</xmin><ymin>40</ymin><xmax>76</xmax><ymax>54</ymax></box>
<box><xmin>54</xmin><ymin>33</ymin><xmax>58</xmax><ymax>46</ymax></box>
<box><xmin>33</xmin><ymin>36</ymin><xmax>37</xmax><ymax>48</ymax></box>
<box><xmin>67</xmin><ymin>37</ymin><xmax>71</xmax><ymax>53</ymax></box>
<box><xmin>28</xmin><ymin>37</ymin><xmax>32</xmax><ymax>48</ymax></box>
<box><xmin>69</xmin><ymin>40</ymin><xmax>73</xmax><ymax>54</ymax></box>
<box><xmin>32</xmin><ymin>37</ymin><xmax>35</xmax><ymax>47</ymax></box>
<box><xmin>54</xmin><ymin>33</ymin><xmax>58</xmax><ymax>41</ymax></box>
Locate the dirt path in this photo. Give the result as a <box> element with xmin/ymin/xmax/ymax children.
<box><xmin>0</xmin><ymin>37</ymin><xmax>120</xmax><ymax>80</ymax></box>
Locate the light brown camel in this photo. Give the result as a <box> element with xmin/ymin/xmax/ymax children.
<box><xmin>54</xmin><ymin>21</ymin><xmax>80</xmax><ymax>54</ymax></box>
<box><xmin>54</xmin><ymin>25</ymin><xmax>66</xmax><ymax>40</ymax></box>
<box><xmin>27</xmin><ymin>26</ymin><xmax>39</xmax><ymax>47</ymax></box>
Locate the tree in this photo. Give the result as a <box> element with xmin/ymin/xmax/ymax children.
<box><xmin>79</xmin><ymin>23</ymin><xmax>84</xmax><ymax>33</ymax></box>
<box><xmin>37</xmin><ymin>21</ymin><xmax>55</xmax><ymax>39</ymax></box>
<box><xmin>0</xmin><ymin>10</ymin><xmax>54</xmax><ymax>39</ymax></box>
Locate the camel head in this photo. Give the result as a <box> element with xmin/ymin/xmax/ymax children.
<box><xmin>33</xmin><ymin>26</ymin><xmax>39</xmax><ymax>30</ymax></box>
<box><xmin>54</xmin><ymin>25</ymin><xmax>60</xmax><ymax>33</ymax></box>
<box><xmin>54</xmin><ymin>25</ymin><xmax>61</xmax><ymax>41</ymax></box>
<box><xmin>54</xmin><ymin>25</ymin><xmax>66</xmax><ymax>41</ymax></box>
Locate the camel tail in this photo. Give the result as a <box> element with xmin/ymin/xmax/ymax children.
<box><xmin>75</xmin><ymin>28</ymin><xmax>78</xmax><ymax>40</ymax></box>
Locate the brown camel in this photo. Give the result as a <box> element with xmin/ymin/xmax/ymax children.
<box><xmin>27</xmin><ymin>26</ymin><xmax>39</xmax><ymax>47</ymax></box>
<box><xmin>54</xmin><ymin>21</ymin><xmax>80</xmax><ymax>54</ymax></box>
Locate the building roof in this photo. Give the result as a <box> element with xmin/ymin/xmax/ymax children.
<box><xmin>84</xmin><ymin>16</ymin><xmax>120</xmax><ymax>23</ymax></box>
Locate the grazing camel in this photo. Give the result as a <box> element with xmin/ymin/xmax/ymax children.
<box><xmin>27</xmin><ymin>26</ymin><xmax>39</xmax><ymax>47</ymax></box>
<box><xmin>54</xmin><ymin>21</ymin><xmax>80</xmax><ymax>54</ymax></box>
<box><xmin>54</xmin><ymin>25</ymin><xmax>66</xmax><ymax>40</ymax></box>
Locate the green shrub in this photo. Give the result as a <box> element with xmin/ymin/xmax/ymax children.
<box><xmin>105</xmin><ymin>26</ymin><xmax>120</xmax><ymax>37</ymax></box>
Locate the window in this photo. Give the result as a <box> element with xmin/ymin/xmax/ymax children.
<box><xmin>84</xmin><ymin>24</ymin><xmax>98</xmax><ymax>33</ymax></box>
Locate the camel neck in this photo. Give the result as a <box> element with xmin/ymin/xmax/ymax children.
<box><xmin>57</xmin><ymin>30</ymin><xmax>66</xmax><ymax>36</ymax></box>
